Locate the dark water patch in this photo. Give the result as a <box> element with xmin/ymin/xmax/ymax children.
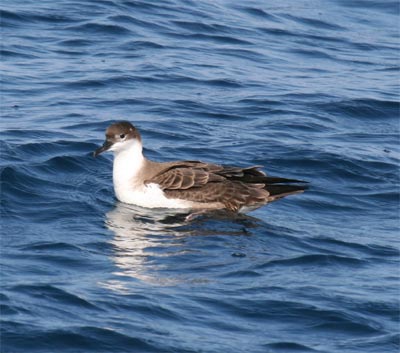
<box><xmin>37</xmin><ymin>155</ymin><xmax>87</xmax><ymax>173</ymax></box>
<box><xmin>108</xmin><ymin>74</ymin><xmax>245</xmax><ymax>88</ymax></box>
<box><xmin>1</xmin><ymin>167</ymin><xmax>43</xmax><ymax>201</ymax></box>
<box><xmin>121</xmin><ymin>0</ymin><xmax>176</xmax><ymax>13</ymax></box>
<box><xmin>204</xmin><ymin>78</ymin><xmax>243</xmax><ymax>88</ymax></box>
<box><xmin>349</xmin><ymin>300</ymin><xmax>399</xmax><ymax>321</ymax></box>
<box><xmin>0</xmin><ymin>9</ymin><xmax>25</xmax><ymax>22</ymax></box>
<box><xmin>108</xmin><ymin>14</ymin><xmax>170</xmax><ymax>32</ymax></box>
<box><xmin>263</xmin><ymin>341</ymin><xmax>320</xmax><ymax>352</ymax></box>
<box><xmin>165</xmin><ymin>32</ymin><xmax>253</xmax><ymax>45</ymax></box>
<box><xmin>0</xmin><ymin>49</ymin><xmax>39</xmax><ymax>59</ymax></box>
<box><xmin>0</xmin><ymin>304</ymin><xmax>21</xmax><ymax>316</ymax></box>
<box><xmin>53</xmin><ymin>49</ymin><xmax>88</xmax><ymax>56</ymax></box>
<box><xmin>95</xmin><ymin>98</ymin><xmax>159</xmax><ymax>109</ymax></box>
<box><xmin>1</xmin><ymin>324</ymin><xmax>157</xmax><ymax>353</ymax></box>
<box><xmin>284</xmin><ymin>14</ymin><xmax>346</xmax><ymax>31</ymax></box>
<box><xmin>171</xmin><ymin>20</ymin><xmax>233</xmax><ymax>35</ymax></box>
<box><xmin>26</xmin><ymin>11</ymin><xmax>77</xmax><ymax>24</ymax></box>
<box><xmin>334</xmin><ymin>0</ymin><xmax>400</xmax><ymax>15</ymax></box>
<box><xmin>83</xmin><ymin>241</ymin><xmax>115</xmax><ymax>256</ymax></box>
<box><xmin>65</xmin><ymin>22</ymin><xmax>132</xmax><ymax>35</ymax></box>
<box><xmin>191</xmin><ymin>110</ymin><xmax>245</xmax><ymax>121</ymax></box>
<box><xmin>119</xmin><ymin>40</ymin><xmax>165</xmax><ymax>50</ymax></box>
<box><xmin>311</xmin><ymin>238</ymin><xmax>400</xmax><ymax>258</ymax></box>
<box><xmin>11</xmin><ymin>284</ymin><xmax>100</xmax><ymax>310</ymax></box>
<box><xmin>62</xmin><ymin>78</ymin><xmax>108</xmax><ymax>89</ymax></box>
<box><xmin>337</xmin><ymin>333</ymin><xmax>400</xmax><ymax>353</ymax></box>
<box><xmin>11</xmin><ymin>250</ymin><xmax>99</xmax><ymax>269</ymax></box>
<box><xmin>265</xmin><ymin>148</ymin><xmax>399</xmax><ymax>186</ymax></box>
<box><xmin>1</xmin><ymin>165</ymin><xmax>100</xmax><ymax>218</ymax></box>
<box><xmin>239</xmin><ymin>7</ymin><xmax>281</xmax><ymax>22</ymax></box>
<box><xmin>19</xmin><ymin>242</ymin><xmax>84</xmax><ymax>252</ymax></box>
<box><xmin>378</xmin><ymin>66</ymin><xmax>400</xmax><ymax>73</ymax></box>
<box><xmin>290</xmin><ymin>48</ymin><xmax>336</xmax><ymax>60</ymax></box>
<box><xmin>195</xmin><ymin>296</ymin><xmax>383</xmax><ymax>336</ymax></box>
<box><xmin>316</xmin><ymin>98</ymin><xmax>400</xmax><ymax>120</ymax></box>
<box><xmin>62</xmin><ymin>121</ymin><xmax>108</xmax><ymax>131</ymax></box>
<box><xmin>257</xmin><ymin>254</ymin><xmax>365</xmax><ymax>269</ymax></box>
<box><xmin>3</xmin><ymin>140</ymin><xmax>93</xmax><ymax>162</ymax></box>
<box><xmin>257</xmin><ymin>26</ymin><xmax>296</xmax><ymax>38</ymax></box>
<box><xmin>57</xmin><ymin>39</ymin><xmax>95</xmax><ymax>47</ymax></box>
<box><xmin>0</xmin><ymin>129</ymin><xmax>73</xmax><ymax>141</ymax></box>
<box><xmin>220</xmin><ymin>270</ymin><xmax>262</xmax><ymax>278</ymax></box>
<box><xmin>100</xmin><ymin>298</ymin><xmax>183</xmax><ymax>321</ymax></box>
<box><xmin>59</xmin><ymin>74</ymin><xmax>240</xmax><ymax>89</ymax></box>
<box><xmin>0</xmin><ymin>293</ymin><xmax>10</xmax><ymax>302</ymax></box>
<box><xmin>107</xmin><ymin>14</ymin><xmax>143</xmax><ymax>26</ymax></box>
<box><xmin>216</xmin><ymin>47</ymin><xmax>266</xmax><ymax>62</ymax></box>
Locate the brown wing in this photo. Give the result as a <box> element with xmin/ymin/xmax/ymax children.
<box><xmin>144</xmin><ymin>160</ymin><xmax>306</xmax><ymax>211</ymax></box>
<box><xmin>146</xmin><ymin>166</ymin><xmax>224</xmax><ymax>190</ymax></box>
<box><xmin>164</xmin><ymin>181</ymin><xmax>269</xmax><ymax>212</ymax></box>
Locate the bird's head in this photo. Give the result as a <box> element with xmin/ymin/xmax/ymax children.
<box><xmin>93</xmin><ymin>121</ymin><xmax>142</xmax><ymax>157</ymax></box>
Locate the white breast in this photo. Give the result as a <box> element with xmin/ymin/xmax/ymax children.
<box><xmin>115</xmin><ymin>182</ymin><xmax>193</xmax><ymax>209</ymax></box>
<box><xmin>111</xmin><ymin>140</ymin><xmax>192</xmax><ymax>209</ymax></box>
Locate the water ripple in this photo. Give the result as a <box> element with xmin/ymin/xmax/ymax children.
<box><xmin>1</xmin><ymin>0</ymin><xmax>399</xmax><ymax>352</ymax></box>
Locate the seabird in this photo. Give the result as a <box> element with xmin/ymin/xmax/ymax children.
<box><xmin>94</xmin><ymin>121</ymin><xmax>307</xmax><ymax>212</ymax></box>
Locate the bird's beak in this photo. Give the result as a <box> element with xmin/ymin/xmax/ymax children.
<box><xmin>93</xmin><ymin>140</ymin><xmax>113</xmax><ymax>157</ymax></box>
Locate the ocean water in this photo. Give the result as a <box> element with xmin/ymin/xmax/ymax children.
<box><xmin>1</xmin><ymin>0</ymin><xmax>399</xmax><ymax>352</ymax></box>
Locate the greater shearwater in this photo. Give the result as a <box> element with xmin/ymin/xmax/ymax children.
<box><xmin>94</xmin><ymin>121</ymin><xmax>307</xmax><ymax>212</ymax></box>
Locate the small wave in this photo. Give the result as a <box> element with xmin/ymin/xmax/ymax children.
<box><xmin>239</xmin><ymin>7</ymin><xmax>281</xmax><ymax>22</ymax></box>
<box><xmin>119</xmin><ymin>40</ymin><xmax>165</xmax><ymax>50</ymax></box>
<box><xmin>312</xmin><ymin>317</ymin><xmax>382</xmax><ymax>334</ymax></box>
<box><xmin>220</xmin><ymin>270</ymin><xmax>262</xmax><ymax>278</ymax></box>
<box><xmin>263</xmin><ymin>341</ymin><xmax>320</xmax><ymax>352</ymax></box>
<box><xmin>166</xmin><ymin>32</ymin><xmax>253</xmax><ymax>45</ymax></box>
<box><xmin>11</xmin><ymin>284</ymin><xmax>99</xmax><ymax>310</ymax></box>
<box><xmin>66</xmin><ymin>22</ymin><xmax>132</xmax><ymax>35</ymax></box>
<box><xmin>1</xmin><ymin>129</ymin><xmax>73</xmax><ymax>141</ymax></box>
<box><xmin>314</xmin><ymin>238</ymin><xmax>400</xmax><ymax>258</ymax></box>
<box><xmin>57</xmin><ymin>39</ymin><xmax>94</xmax><ymax>47</ymax></box>
<box><xmin>316</xmin><ymin>98</ymin><xmax>399</xmax><ymax>120</ymax></box>
<box><xmin>62</xmin><ymin>74</ymin><xmax>244</xmax><ymax>89</ymax></box>
<box><xmin>335</xmin><ymin>0</ymin><xmax>400</xmax><ymax>15</ymax></box>
<box><xmin>216</xmin><ymin>47</ymin><xmax>266</xmax><ymax>62</ymax></box>
<box><xmin>290</xmin><ymin>48</ymin><xmax>335</xmax><ymax>60</ymax></box>
<box><xmin>39</xmin><ymin>155</ymin><xmax>87</xmax><ymax>173</ymax></box>
<box><xmin>336</xmin><ymin>333</ymin><xmax>400</xmax><ymax>352</ymax></box>
<box><xmin>257</xmin><ymin>26</ymin><xmax>296</xmax><ymax>38</ymax></box>
<box><xmin>0</xmin><ymin>49</ymin><xmax>38</xmax><ymax>59</ymax></box>
<box><xmin>172</xmin><ymin>20</ymin><xmax>233</xmax><ymax>34</ymax></box>
<box><xmin>0</xmin><ymin>9</ymin><xmax>25</xmax><ymax>22</ymax></box>
<box><xmin>257</xmin><ymin>254</ymin><xmax>365</xmax><ymax>269</ymax></box>
<box><xmin>19</xmin><ymin>242</ymin><xmax>83</xmax><ymax>252</ymax></box>
<box><xmin>285</xmin><ymin>14</ymin><xmax>346</xmax><ymax>31</ymax></box>
<box><xmin>1</xmin><ymin>324</ymin><xmax>158</xmax><ymax>353</ymax></box>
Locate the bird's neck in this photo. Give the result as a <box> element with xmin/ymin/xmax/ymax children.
<box><xmin>113</xmin><ymin>140</ymin><xmax>145</xmax><ymax>189</ymax></box>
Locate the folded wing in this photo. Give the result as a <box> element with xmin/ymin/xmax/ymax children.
<box><xmin>145</xmin><ymin>161</ymin><xmax>307</xmax><ymax>212</ymax></box>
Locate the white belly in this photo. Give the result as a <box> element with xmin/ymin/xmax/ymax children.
<box><xmin>114</xmin><ymin>182</ymin><xmax>193</xmax><ymax>209</ymax></box>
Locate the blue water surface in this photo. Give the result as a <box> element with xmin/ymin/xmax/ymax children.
<box><xmin>1</xmin><ymin>1</ymin><xmax>399</xmax><ymax>352</ymax></box>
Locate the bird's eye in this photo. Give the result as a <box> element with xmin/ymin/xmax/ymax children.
<box><xmin>119</xmin><ymin>134</ymin><xmax>126</xmax><ymax>139</ymax></box>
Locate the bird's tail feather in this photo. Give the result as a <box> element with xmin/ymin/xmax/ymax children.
<box><xmin>264</xmin><ymin>184</ymin><xmax>308</xmax><ymax>201</ymax></box>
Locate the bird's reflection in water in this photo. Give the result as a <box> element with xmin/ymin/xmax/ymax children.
<box><xmin>103</xmin><ymin>202</ymin><xmax>260</xmax><ymax>289</ymax></box>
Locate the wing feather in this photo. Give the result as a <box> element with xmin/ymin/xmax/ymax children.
<box><xmin>144</xmin><ymin>160</ymin><xmax>305</xmax><ymax>211</ymax></box>
<box><xmin>145</xmin><ymin>164</ymin><xmax>224</xmax><ymax>190</ymax></box>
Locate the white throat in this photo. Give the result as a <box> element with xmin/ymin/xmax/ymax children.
<box><xmin>112</xmin><ymin>140</ymin><xmax>144</xmax><ymax>199</ymax></box>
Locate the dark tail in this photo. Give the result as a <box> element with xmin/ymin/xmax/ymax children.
<box><xmin>264</xmin><ymin>183</ymin><xmax>308</xmax><ymax>201</ymax></box>
<box><xmin>261</xmin><ymin>176</ymin><xmax>307</xmax><ymax>184</ymax></box>
<box><xmin>227</xmin><ymin>169</ymin><xmax>308</xmax><ymax>201</ymax></box>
